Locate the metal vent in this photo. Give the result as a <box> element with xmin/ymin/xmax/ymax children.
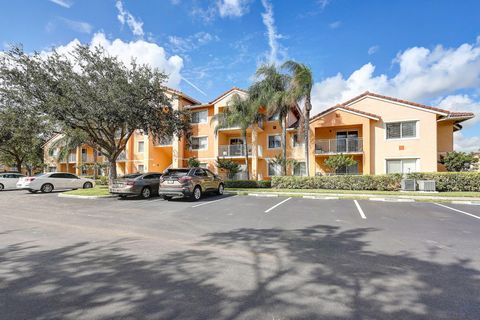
<box><xmin>401</xmin><ymin>179</ymin><xmax>417</xmax><ymax>191</ymax></box>
<box><xmin>418</xmin><ymin>180</ymin><xmax>436</xmax><ymax>192</ymax></box>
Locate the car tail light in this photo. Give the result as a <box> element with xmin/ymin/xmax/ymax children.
<box><xmin>179</xmin><ymin>176</ymin><xmax>192</xmax><ymax>183</ymax></box>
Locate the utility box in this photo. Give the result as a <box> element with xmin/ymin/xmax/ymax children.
<box><xmin>418</xmin><ymin>180</ymin><xmax>436</xmax><ymax>192</ymax></box>
<box><xmin>401</xmin><ymin>179</ymin><xmax>417</xmax><ymax>191</ymax></box>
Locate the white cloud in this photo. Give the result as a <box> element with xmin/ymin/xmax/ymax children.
<box><xmin>115</xmin><ymin>0</ymin><xmax>144</xmax><ymax>37</ymax></box>
<box><xmin>329</xmin><ymin>20</ymin><xmax>341</xmax><ymax>29</ymax></box>
<box><xmin>311</xmin><ymin>37</ymin><xmax>480</xmax><ymax>115</ymax></box>
<box><xmin>317</xmin><ymin>0</ymin><xmax>330</xmax><ymax>9</ymax></box>
<box><xmin>434</xmin><ymin>94</ymin><xmax>480</xmax><ymax>127</ymax></box>
<box><xmin>260</xmin><ymin>0</ymin><xmax>286</xmax><ymax>65</ymax></box>
<box><xmin>217</xmin><ymin>0</ymin><xmax>251</xmax><ymax>18</ymax></box>
<box><xmin>59</xmin><ymin>18</ymin><xmax>93</xmax><ymax>34</ymax></box>
<box><xmin>454</xmin><ymin>132</ymin><xmax>480</xmax><ymax>152</ymax></box>
<box><xmin>49</xmin><ymin>0</ymin><xmax>73</xmax><ymax>8</ymax></box>
<box><xmin>368</xmin><ymin>45</ymin><xmax>379</xmax><ymax>55</ymax></box>
<box><xmin>168</xmin><ymin>32</ymin><xmax>219</xmax><ymax>53</ymax></box>
<box><xmin>50</xmin><ymin>32</ymin><xmax>183</xmax><ymax>87</ymax></box>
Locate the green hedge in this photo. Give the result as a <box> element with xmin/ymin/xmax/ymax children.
<box><xmin>225</xmin><ymin>180</ymin><xmax>272</xmax><ymax>188</ymax></box>
<box><xmin>271</xmin><ymin>172</ymin><xmax>480</xmax><ymax>192</ymax></box>
<box><xmin>407</xmin><ymin>172</ymin><xmax>480</xmax><ymax>192</ymax></box>
<box><xmin>272</xmin><ymin>175</ymin><xmax>403</xmax><ymax>191</ymax></box>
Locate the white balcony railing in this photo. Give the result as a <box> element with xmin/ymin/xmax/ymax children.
<box><xmin>315</xmin><ymin>138</ymin><xmax>363</xmax><ymax>154</ymax></box>
<box><xmin>218</xmin><ymin>144</ymin><xmax>252</xmax><ymax>157</ymax></box>
<box><xmin>155</xmin><ymin>136</ymin><xmax>173</xmax><ymax>146</ymax></box>
<box><xmin>60</xmin><ymin>154</ymin><xmax>77</xmax><ymax>163</ymax></box>
<box><xmin>117</xmin><ymin>151</ymin><xmax>127</xmax><ymax>161</ymax></box>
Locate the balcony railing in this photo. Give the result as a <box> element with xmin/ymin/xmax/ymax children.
<box><xmin>117</xmin><ymin>151</ymin><xmax>127</xmax><ymax>161</ymax></box>
<box><xmin>60</xmin><ymin>154</ymin><xmax>77</xmax><ymax>163</ymax></box>
<box><xmin>154</xmin><ymin>136</ymin><xmax>173</xmax><ymax>146</ymax></box>
<box><xmin>315</xmin><ymin>138</ymin><xmax>363</xmax><ymax>154</ymax></box>
<box><xmin>218</xmin><ymin>144</ymin><xmax>252</xmax><ymax>157</ymax></box>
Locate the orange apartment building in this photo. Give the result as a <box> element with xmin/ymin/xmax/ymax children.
<box><xmin>43</xmin><ymin>88</ymin><xmax>474</xmax><ymax>179</ymax></box>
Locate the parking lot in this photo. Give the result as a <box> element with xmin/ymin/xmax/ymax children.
<box><xmin>1</xmin><ymin>190</ymin><xmax>479</xmax><ymax>320</ymax></box>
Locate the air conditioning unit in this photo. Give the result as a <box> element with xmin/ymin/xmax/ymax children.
<box><xmin>401</xmin><ymin>179</ymin><xmax>417</xmax><ymax>191</ymax></box>
<box><xmin>418</xmin><ymin>180</ymin><xmax>436</xmax><ymax>192</ymax></box>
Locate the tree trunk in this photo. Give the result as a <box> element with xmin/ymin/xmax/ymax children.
<box><xmin>93</xmin><ymin>149</ymin><xmax>98</xmax><ymax>180</ymax></box>
<box><xmin>242</xmin><ymin>129</ymin><xmax>250</xmax><ymax>180</ymax></box>
<box><xmin>281</xmin><ymin>116</ymin><xmax>287</xmax><ymax>175</ymax></box>
<box><xmin>108</xmin><ymin>159</ymin><xmax>117</xmax><ymax>185</ymax></box>
<box><xmin>304</xmin><ymin>97</ymin><xmax>311</xmax><ymax>177</ymax></box>
<box><xmin>16</xmin><ymin>161</ymin><xmax>22</xmax><ymax>174</ymax></box>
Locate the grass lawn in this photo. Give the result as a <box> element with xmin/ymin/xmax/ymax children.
<box><xmin>226</xmin><ymin>188</ymin><xmax>480</xmax><ymax>198</ymax></box>
<box><xmin>64</xmin><ymin>186</ymin><xmax>111</xmax><ymax>197</ymax></box>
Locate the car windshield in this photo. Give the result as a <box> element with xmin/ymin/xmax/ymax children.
<box><xmin>119</xmin><ymin>174</ymin><xmax>143</xmax><ymax>179</ymax></box>
<box><xmin>164</xmin><ymin>169</ymin><xmax>190</xmax><ymax>177</ymax></box>
<box><xmin>35</xmin><ymin>173</ymin><xmax>46</xmax><ymax>177</ymax></box>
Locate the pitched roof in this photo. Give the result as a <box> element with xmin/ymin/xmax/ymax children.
<box><xmin>163</xmin><ymin>87</ymin><xmax>202</xmax><ymax>105</ymax></box>
<box><xmin>310</xmin><ymin>105</ymin><xmax>381</xmax><ymax>123</ymax></box>
<box><xmin>208</xmin><ymin>87</ymin><xmax>247</xmax><ymax>104</ymax></box>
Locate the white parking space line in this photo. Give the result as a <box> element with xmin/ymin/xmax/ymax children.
<box><xmin>191</xmin><ymin>195</ymin><xmax>237</xmax><ymax>208</ymax></box>
<box><xmin>435</xmin><ymin>203</ymin><xmax>480</xmax><ymax>220</ymax></box>
<box><xmin>353</xmin><ymin>200</ymin><xmax>367</xmax><ymax>219</ymax></box>
<box><xmin>264</xmin><ymin>197</ymin><xmax>292</xmax><ymax>213</ymax></box>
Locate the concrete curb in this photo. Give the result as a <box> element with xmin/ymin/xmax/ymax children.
<box><xmin>58</xmin><ymin>193</ymin><xmax>117</xmax><ymax>200</ymax></box>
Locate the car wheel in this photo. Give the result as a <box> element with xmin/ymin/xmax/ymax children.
<box><xmin>141</xmin><ymin>187</ymin><xmax>151</xmax><ymax>199</ymax></box>
<box><xmin>41</xmin><ymin>183</ymin><xmax>54</xmax><ymax>193</ymax></box>
<box><xmin>83</xmin><ymin>182</ymin><xmax>93</xmax><ymax>189</ymax></box>
<box><xmin>162</xmin><ymin>195</ymin><xmax>172</xmax><ymax>201</ymax></box>
<box><xmin>0</xmin><ymin>183</ymin><xmax>4</xmax><ymax>191</ymax></box>
<box><xmin>191</xmin><ymin>186</ymin><xmax>202</xmax><ymax>201</ymax></box>
<box><xmin>217</xmin><ymin>183</ymin><xmax>224</xmax><ymax>195</ymax></box>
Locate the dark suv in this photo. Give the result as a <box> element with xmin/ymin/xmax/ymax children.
<box><xmin>110</xmin><ymin>172</ymin><xmax>163</xmax><ymax>199</ymax></box>
<box><xmin>158</xmin><ymin>168</ymin><xmax>224</xmax><ymax>201</ymax></box>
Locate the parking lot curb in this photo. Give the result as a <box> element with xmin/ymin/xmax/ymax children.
<box><xmin>451</xmin><ymin>200</ymin><xmax>480</xmax><ymax>206</ymax></box>
<box><xmin>58</xmin><ymin>193</ymin><xmax>117</xmax><ymax>200</ymax></box>
<box><xmin>248</xmin><ymin>193</ymin><xmax>279</xmax><ymax>197</ymax></box>
<box><xmin>303</xmin><ymin>195</ymin><xmax>339</xmax><ymax>200</ymax></box>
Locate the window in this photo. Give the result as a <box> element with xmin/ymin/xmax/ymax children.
<box><xmin>137</xmin><ymin>141</ymin><xmax>145</xmax><ymax>153</ymax></box>
<box><xmin>386</xmin><ymin>121</ymin><xmax>417</xmax><ymax>139</ymax></box>
<box><xmin>268</xmin><ymin>135</ymin><xmax>281</xmax><ymax>149</ymax></box>
<box><xmin>336</xmin><ymin>163</ymin><xmax>359</xmax><ymax>175</ymax></box>
<box><xmin>292</xmin><ymin>133</ymin><xmax>303</xmax><ymax>147</ymax></box>
<box><xmin>191</xmin><ymin>110</ymin><xmax>208</xmax><ymax>124</ymax></box>
<box><xmin>143</xmin><ymin>174</ymin><xmax>161</xmax><ymax>179</ymax></box>
<box><xmin>293</xmin><ymin>162</ymin><xmax>307</xmax><ymax>176</ymax></box>
<box><xmin>386</xmin><ymin>159</ymin><xmax>418</xmax><ymax>174</ymax></box>
<box><xmin>268</xmin><ymin>162</ymin><xmax>282</xmax><ymax>176</ymax></box>
<box><xmin>137</xmin><ymin>164</ymin><xmax>145</xmax><ymax>173</ymax></box>
<box><xmin>195</xmin><ymin>168</ymin><xmax>208</xmax><ymax>177</ymax></box>
<box><xmin>199</xmin><ymin>162</ymin><xmax>208</xmax><ymax>168</ymax></box>
<box><xmin>191</xmin><ymin>137</ymin><xmax>208</xmax><ymax>150</ymax></box>
<box><xmin>268</xmin><ymin>113</ymin><xmax>280</xmax><ymax>121</ymax></box>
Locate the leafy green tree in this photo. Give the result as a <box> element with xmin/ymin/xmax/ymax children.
<box><xmin>283</xmin><ymin>60</ymin><xmax>313</xmax><ymax>176</ymax></box>
<box><xmin>270</xmin><ymin>154</ymin><xmax>297</xmax><ymax>176</ymax></box>
<box><xmin>213</xmin><ymin>93</ymin><xmax>263</xmax><ymax>180</ymax></box>
<box><xmin>440</xmin><ymin>151</ymin><xmax>478</xmax><ymax>172</ymax></box>
<box><xmin>216</xmin><ymin>157</ymin><xmax>240</xmax><ymax>179</ymax></box>
<box><xmin>0</xmin><ymin>45</ymin><xmax>190</xmax><ymax>183</ymax></box>
<box><xmin>324</xmin><ymin>154</ymin><xmax>357</xmax><ymax>174</ymax></box>
<box><xmin>187</xmin><ymin>157</ymin><xmax>201</xmax><ymax>167</ymax></box>
<box><xmin>249</xmin><ymin>64</ymin><xmax>292</xmax><ymax>175</ymax></box>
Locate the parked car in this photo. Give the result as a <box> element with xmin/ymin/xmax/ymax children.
<box><xmin>16</xmin><ymin>172</ymin><xmax>95</xmax><ymax>193</ymax></box>
<box><xmin>109</xmin><ymin>172</ymin><xmax>163</xmax><ymax>199</ymax></box>
<box><xmin>0</xmin><ymin>172</ymin><xmax>26</xmax><ymax>191</ymax></box>
<box><xmin>158</xmin><ymin>167</ymin><xmax>224</xmax><ymax>201</ymax></box>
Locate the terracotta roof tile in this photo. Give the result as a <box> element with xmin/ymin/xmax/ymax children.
<box><xmin>310</xmin><ymin>105</ymin><xmax>381</xmax><ymax>122</ymax></box>
<box><xmin>208</xmin><ymin>87</ymin><xmax>247</xmax><ymax>104</ymax></box>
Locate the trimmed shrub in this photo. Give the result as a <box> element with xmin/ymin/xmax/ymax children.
<box><xmin>271</xmin><ymin>174</ymin><xmax>403</xmax><ymax>191</ymax></box>
<box><xmin>406</xmin><ymin>172</ymin><xmax>480</xmax><ymax>192</ymax></box>
<box><xmin>225</xmin><ymin>180</ymin><xmax>271</xmax><ymax>189</ymax></box>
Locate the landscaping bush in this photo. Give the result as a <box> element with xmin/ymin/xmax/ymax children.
<box><xmin>225</xmin><ymin>180</ymin><xmax>271</xmax><ymax>188</ymax></box>
<box><xmin>406</xmin><ymin>172</ymin><xmax>480</xmax><ymax>192</ymax></box>
<box><xmin>95</xmin><ymin>176</ymin><xmax>109</xmax><ymax>186</ymax></box>
<box><xmin>272</xmin><ymin>174</ymin><xmax>403</xmax><ymax>191</ymax></box>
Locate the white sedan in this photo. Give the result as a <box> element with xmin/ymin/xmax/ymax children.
<box><xmin>17</xmin><ymin>172</ymin><xmax>95</xmax><ymax>193</ymax></box>
<box><xmin>0</xmin><ymin>173</ymin><xmax>26</xmax><ymax>191</ymax></box>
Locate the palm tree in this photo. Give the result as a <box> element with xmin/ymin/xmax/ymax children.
<box><xmin>250</xmin><ymin>64</ymin><xmax>292</xmax><ymax>175</ymax></box>
<box><xmin>50</xmin><ymin>130</ymin><xmax>87</xmax><ymax>174</ymax></box>
<box><xmin>213</xmin><ymin>93</ymin><xmax>263</xmax><ymax>180</ymax></box>
<box><xmin>283</xmin><ymin>60</ymin><xmax>314</xmax><ymax>176</ymax></box>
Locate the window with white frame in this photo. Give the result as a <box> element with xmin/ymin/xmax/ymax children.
<box><xmin>268</xmin><ymin>161</ymin><xmax>282</xmax><ymax>176</ymax></box>
<box><xmin>191</xmin><ymin>136</ymin><xmax>208</xmax><ymax>150</ymax></box>
<box><xmin>199</xmin><ymin>162</ymin><xmax>208</xmax><ymax>168</ymax></box>
<box><xmin>292</xmin><ymin>133</ymin><xmax>303</xmax><ymax>147</ymax></box>
<box><xmin>137</xmin><ymin>164</ymin><xmax>145</xmax><ymax>173</ymax></box>
<box><xmin>137</xmin><ymin>141</ymin><xmax>145</xmax><ymax>153</ymax></box>
<box><xmin>268</xmin><ymin>135</ymin><xmax>282</xmax><ymax>149</ymax></box>
<box><xmin>386</xmin><ymin>121</ymin><xmax>417</xmax><ymax>139</ymax></box>
<box><xmin>293</xmin><ymin>162</ymin><xmax>306</xmax><ymax>176</ymax></box>
<box><xmin>386</xmin><ymin>158</ymin><xmax>418</xmax><ymax>174</ymax></box>
<box><xmin>191</xmin><ymin>110</ymin><xmax>208</xmax><ymax>124</ymax></box>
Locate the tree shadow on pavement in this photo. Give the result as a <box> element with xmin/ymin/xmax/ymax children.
<box><xmin>0</xmin><ymin>225</ymin><xmax>479</xmax><ymax>319</ymax></box>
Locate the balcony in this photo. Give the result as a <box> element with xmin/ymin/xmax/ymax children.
<box><xmin>117</xmin><ymin>151</ymin><xmax>127</xmax><ymax>161</ymax></box>
<box><xmin>154</xmin><ymin>136</ymin><xmax>173</xmax><ymax>147</ymax></box>
<box><xmin>218</xmin><ymin>144</ymin><xmax>253</xmax><ymax>158</ymax></box>
<box><xmin>315</xmin><ymin>138</ymin><xmax>363</xmax><ymax>155</ymax></box>
<box><xmin>60</xmin><ymin>154</ymin><xmax>77</xmax><ymax>163</ymax></box>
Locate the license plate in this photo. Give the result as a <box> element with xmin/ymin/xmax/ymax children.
<box><xmin>167</xmin><ymin>180</ymin><xmax>174</xmax><ymax>184</ymax></box>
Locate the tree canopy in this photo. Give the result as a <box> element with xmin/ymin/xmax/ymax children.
<box><xmin>440</xmin><ymin>151</ymin><xmax>478</xmax><ymax>172</ymax></box>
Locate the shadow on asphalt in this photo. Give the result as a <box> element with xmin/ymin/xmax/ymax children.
<box><xmin>115</xmin><ymin>193</ymin><xmax>235</xmax><ymax>203</ymax></box>
<box><xmin>1</xmin><ymin>225</ymin><xmax>479</xmax><ymax>319</ymax></box>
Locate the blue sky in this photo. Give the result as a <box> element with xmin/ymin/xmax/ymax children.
<box><xmin>1</xmin><ymin>0</ymin><xmax>480</xmax><ymax>150</ymax></box>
